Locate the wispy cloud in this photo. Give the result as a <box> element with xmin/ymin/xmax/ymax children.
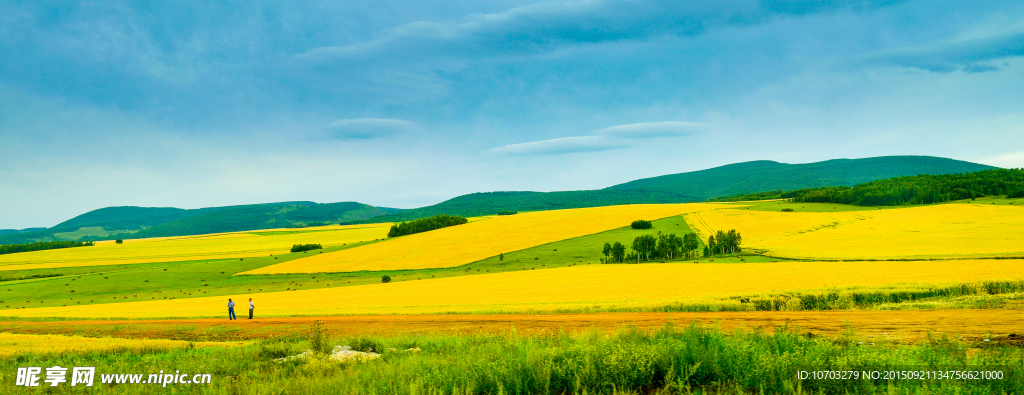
<box><xmin>324</xmin><ymin>118</ymin><xmax>420</xmax><ymax>140</ymax></box>
<box><xmin>489</xmin><ymin>121</ymin><xmax>706</xmax><ymax>156</ymax></box>
<box><xmin>864</xmin><ymin>31</ymin><xmax>1024</xmax><ymax>73</ymax></box>
<box><xmin>593</xmin><ymin>121</ymin><xmax>709</xmax><ymax>138</ymax></box>
<box><xmin>299</xmin><ymin>0</ymin><xmax>905</xmax><ymax>63</ymax></box>
<box><xmin>488</xmin><ymin>136</ymin><xmax>627</xmax><ymax>156</ymax></box>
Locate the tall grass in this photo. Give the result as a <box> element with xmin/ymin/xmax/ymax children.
<box><xmin>536</xmin><ymin>280</ymin><xmax>1024</xmax><ymax>314</ymax></box>
<box><xmin>2</xmin><ymin>324</ymin><xmax>1020</xmax><ymax>394</ymax></box>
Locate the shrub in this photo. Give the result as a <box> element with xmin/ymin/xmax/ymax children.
<box><xmin>781</xmin><ymin>208</ymin><xmax>794</xmax><ymax>212</ymax></box>
<box><xmin>307</xmin><ymin>320</ymin><xmax>330</xmax><ymax>353</ymax></box>
<box><xmin>630</xmin><ymin>219</ymin><xmax>652</xmax><ymax>229</ymax></box>
<box><xmin>381</xmin><ymin>275</ymin><xmax>391</xmax><ymax>283</ymax></box>
<box><xmin>115</xmin><ymin>239</ymin><xmax>123</xmax><ymax>244</ymax></box>
<box><xmin>347</xmin><ymin>337</ymin><xmax>382</xmax><ymax>353</ymax></box>
<box><xmin>291</xmin><ymin>244</ymin><xmax>322</xmax><ymax>253</ymax></box>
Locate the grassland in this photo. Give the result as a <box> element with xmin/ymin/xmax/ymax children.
<box><xmin>0</xmin><ymin>223</ymin><xmax>391</xmax><ymax>271</ymax></box>
<box><xmin>0</xmin><ymin>215</ymin><xmax>716</xmax><ymax>311</ymax></box>
<box><xmin>4</xmin><ymin>258</ymin><xmax>1023</xmax><ymax>319</ymax></box>
<box><xmin>685</xmin><ymin>203</ymin><xmax>1024</xmax><ymax>260</ymax></box>
<box><xmin>2</xmin><ymin>199</ymin><xmax>1024</xmax><ymax>393</ymax></box>
<box><xmin>0</xmin><ymin>324</ymin><xmax>1019</xmax><ymax>394</ymax></box>
<box><xmin>244</xmin><ymin>203</ymin><xmax>725</xmax><ymax>274</ymax></box>
<box><xmin>0</xmin><ymin>332</ymin><xmax>239</xmax><ymax>357</ymax></box>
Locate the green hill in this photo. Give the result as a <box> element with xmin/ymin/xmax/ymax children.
<box><xmin>352</xmin><ymin>156</ymin><xmax>995</xmax><ymax>223</ymax></box>
<box><xmin>48</xmin><ymin>206</ymin><xmax>227</xmax><ymax>232</ymax></box>
<box><xmin>6</xmin><ymin>155</ymin><xmax>997</xmax><ymax>242</ymax></box>
<box><xmin>129</xmin><ymin>202</ymin><xmax>397</xmax><ymax>239</ymax></box>
<box><xmin>0</xmin><ymin>228</ymin><xmax>46</xmax><ymax>236</ymax></box>
<box><xmin>0</xmin><ymin>202</ymin><xmax>399</xmax><ymax>244</ymax></box>
<box><xmin>730</xmin><ymin>168</ymin><xmax>1024</xmax><ymax>206</ymax></box>
<box><xmin>608</xmin><ymin>156</ymin><xmax>995</xmax><ymax>196</ymax></box>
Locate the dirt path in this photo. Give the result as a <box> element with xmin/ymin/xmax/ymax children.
<box><xmin>2</xmin><ymin>309</ymin><xmax>1021</xmax><ymax>344</ymax></box>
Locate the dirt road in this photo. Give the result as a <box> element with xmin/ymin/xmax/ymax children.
<box><xmin>2</xmin><ymin>309</ymin><xmax>1020</xmax><ymax>343</ymax></box>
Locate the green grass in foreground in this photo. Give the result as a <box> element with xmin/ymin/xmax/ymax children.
<box><xmin>2</xmin><ymin>324</ymin><xmax>1021</xmax><ymax>394</ymax></box>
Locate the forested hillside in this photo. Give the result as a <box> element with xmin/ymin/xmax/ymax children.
<box><xmin>715</xmin><ymin>168</ymin><xmax>1024</xmax><ymax>206</ymax></box>
<box><xmin>129</xmin><ymin>202</ymin><xmax>396</xmax><ymax>238</ymax></box>
<box><xmin>0</xmin><ymin>202</ymin><xmax>399</xmax><ymax>244</ymax></box>
<box><xmin>350</xmin><ymin>156</ymin><xmax>995</xmax><ymax>223</ymax></box>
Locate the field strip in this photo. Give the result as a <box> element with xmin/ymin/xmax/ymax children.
<box><xmin>686</xmin><ymin>204</ymin><xmax>1024</xmax><ymax>260</ymax></box>
<box><xmin>2</xmin><ymin>309</ymin><xmax>1021</xmax><ymax>342</ymax></box>
<box><xmin>243</xmin><ymin>203</ymin><xmax>728</xmax><ymax>274</ymax></box>
<box><xmin>3</xmin><ymin>259</ymin><xmax>1022</xmax><ymax>319</ymax></box>
<box><xmin>0</xmin><ymin>223</ymin><xmax>391</xmax><ymax>271</ymax></box>
<box><xmin>0</xmin><ymin>332</ymin><xmax>241</xmax><ymax>357</ymax></box>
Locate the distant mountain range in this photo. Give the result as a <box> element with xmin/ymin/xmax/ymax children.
<box><xmin>0</xmin><ymin>202</ymin><xmax>400</xmax><ymax>244</ymax></box>
<box><xmin>0</xmin><ymin>155</ymin><xmax>996</xmax><ymax>244</ymax></box>
<box><xmin>349</xmin><ymin>155</ymin><xmax>996</xmax><ymax>223</ymax></box>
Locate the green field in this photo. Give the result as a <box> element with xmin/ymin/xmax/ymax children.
<box><xmin>1</xmin><ymin>216</ymin><xmax>727</xmax><ymax>311</ymax></box>
<box><xmin>1</xmin><ymin>323</ymin><xmax>1020</xmax><ymax>394</ymax></box>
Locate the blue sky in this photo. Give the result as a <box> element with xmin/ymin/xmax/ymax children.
<box><xmin>2</xmin><ymin>0</ymin><xmax>1024</xmax><ymax>229</ymax></box>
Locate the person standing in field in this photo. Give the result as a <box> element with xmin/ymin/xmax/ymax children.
<box><xmin>227</xmin><ymin>299</ymin><xmax>236</xmax><ymax>320</ymax></box>
<box><xmin>248</xmin><ymin>298</ymin><xmax>254</xmax><ymax>319</ymax></box>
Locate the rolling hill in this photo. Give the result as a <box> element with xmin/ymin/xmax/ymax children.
<box><xmin>0</xmin><ymin>202</ymin><xmax>400</xmax><ymax>244</ymax></box>
<box><xmin>350</xmin><ymin>156</ymin><xmax>996</xmax><ymax>223</ymax></box>
<box><xmin>2</xmin><ymin>155</ymin><xmax>996</xmax><ymax>244</ymax></box>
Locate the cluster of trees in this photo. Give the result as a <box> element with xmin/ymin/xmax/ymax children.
<box><xmin>497</xmin><ymin>211</ymin><xmax>517</xmax><ymax>215</ymax></box>
<box><xmin>630</xmin><ymin>220</ymin><xmax>652</xmax><ymax>229</ymax></box>
<box><xmin>387</xmin><ymin>214</ymin><xmax>468</xmax><ymax>237</ymax></box>
<box><xmin>602</xmin><ymin>232</ymin><xmax>702</xmax><ymax>263</ymax></box>
<box><xmin>705</xmin><ymin>230</ymin><xmax>741</xmax><ymax>257</ymax></box>
<box><xmin>0</xmin><ymin>240</ymin><xmax>94</xmax><ymax>256</ymax></box>
<box><xmin>712</xmin><ymin>169</ymin><xmax>1024</xmax><ymax>206</ymax></box>
<box><xmin>290</xmin><ymin>244</ymin><xmax>322</xmax><ymax>253</ymax></box>
<box><xmin>602</xmin><ymin>242</ymin><xmax>626</xmax><ymax>263</ymax></box>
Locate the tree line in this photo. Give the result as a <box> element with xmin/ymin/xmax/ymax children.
<box><xmin>602</xmin><ymin>232</ymin><xmax>702</xmax><ymax>263</ymax></box>
<box><xmin>0</xmin><ymin>240</ymin><xmax>95</xmax><ymax>256</ymax></box>
<box><xmin>387</xmin><ymin>214</ymin><xmax>469</xmax><ymax>237</ymax></box>
<box><xmin>711</xmin><ymin>169</ymin><xmax>1024</xmax><ymax>206</ymax></box>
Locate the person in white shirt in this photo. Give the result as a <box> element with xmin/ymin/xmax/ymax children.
<box><xmin>248</xmin><ymin>298</ymin><xmax>255</xmax><ymax>319</ymax></box>
<box><xmin>227</xmin><ymin>299</ymin><xmax>236</xmax><ymax>320</ymax></box>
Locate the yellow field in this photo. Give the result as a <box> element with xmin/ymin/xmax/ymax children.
<box><xmin>243</xmin><ymin>203</ymin><xmax>726</xmax><ymax>274</ymax></box>
<box><xmin>4</xmin><ymin>258</ymin><xmax>1022</xmax><ymax>319</ymax></box>
<box><xmin>0</xmin><ymin>333</ymin><xmax>239</xmax><ymax>356</ymax></box>
<box><xmin>0</xmin><ymin>224</ymin><xmax>391</xmax><ymax>271</ymax></box>
<box><xmin>685</xmin><ymin>204</ymin><xmax>1024</xmax><ymax>260</ymax></box>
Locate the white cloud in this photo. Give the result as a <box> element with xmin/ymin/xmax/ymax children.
<box><xmin>488</xmin><ymin>136</ymin><xmax>627</xmax><ymax>156</ymax></box>
<box><xmin>324</xmin><ymin>118</ymin><xmax>420</xmax><ymax>140</ymax></box>
<box><xmin>593</xmin><ymin>121</ymin><xmax>709</xmax><ymax>138</ymax></box>
<box><xmin>862</xmin><ymin>31</ymin><xmax>1024</xmax><ymax>73</ymax></box>
<box><xmin>488</xmin><ymin>120</ymin><xmax>707</xmax><ymax>156</ymax></box>
<box><xmin>979</xmin><ymin>150</ymin><xmax>1024</xmax><ymax>168</ymax></box>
